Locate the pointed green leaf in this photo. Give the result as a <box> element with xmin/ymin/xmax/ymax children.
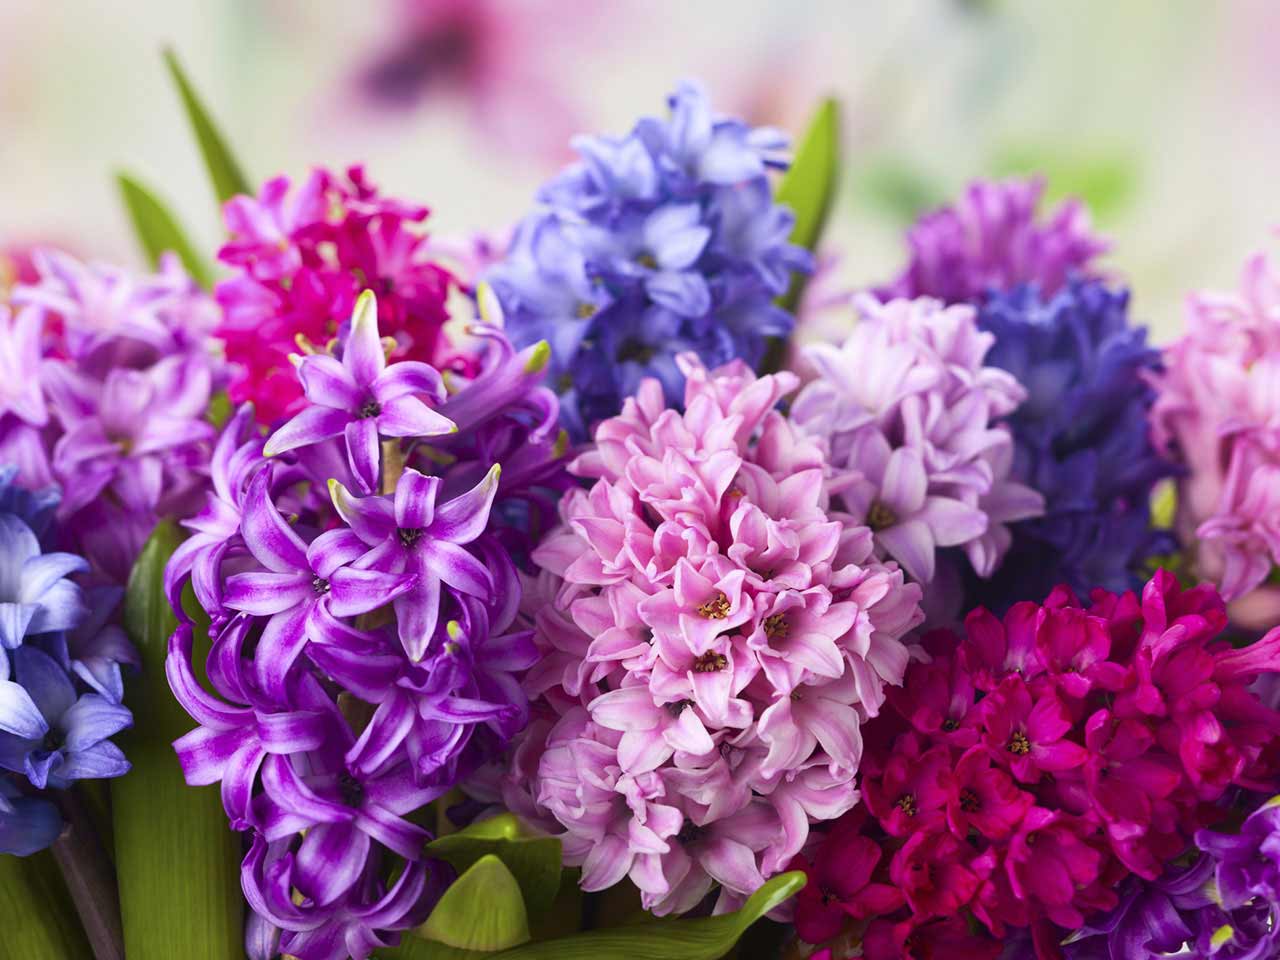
<box><xmin>776</xmin><ymin>98</ymin><xmax>841</xmax><ymax>271</ymax></box>
<box><xmin>116</xmin><ymin>172</ymin><xmax>213</xmax><ymax>287</ymax></box>
<box><xmin>424</xmin><ymin>817</ymin><xmax>562</xmax><ymax>916</ymax></box>
<box><xmin>488</xmin><ymin>871</ymin><xmax>805</xmax><ymax>960</ymax></box>
<box><xmin>0</xmin><ymin>851</ymin><xmax>92</xmax><ymax>959</ymax></box>
<box><xmin>163</xmin><ymin>48</ymin><xmax>251</xmax><ymax>206</ymax></box>
<box><xmin>420</xmin><ymin>855</ymin><xmax>531</xmax><ymax>951</ymax></box>
<box><xmin>112</xmin><ymin>521</ymin><xmax>243</xmax><ymax>960</ymax></box>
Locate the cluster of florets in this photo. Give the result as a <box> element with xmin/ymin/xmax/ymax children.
<box><xmin>1150</xmin><ymin>248</ymin><xmax>1280</xmax><ymax>625</ymax></box>
<box><xmin>216</xmin><ymin>166</ymin><xmax>459</xmax><ymax>425</ymax></box>
<box><xmin>493</xmin><ymin>355</ymin><xmax>923</xmax><ymax>915</ymax></box>
<box><xmin>969</xmin><ymin>278</ymin><xmax>1175</xmax><ymax>605</ymax></box>
<box><xmin>2</xmin><ymin>250</ymin><xmax>221</xmax><ymax>583</ymax></box>
<box><xmin>790</xmin><ymin>294</ymin><xmax>1043</xmax><ymax>615</ymax></box>
<box><xmin>485</xmin><ymin>81</ymin><xmax>812</xmax><ymax>439</ymax></box>
<box><xmin>165</xmin><ymin>291</ymin><xmax>566</xmax><ymax>960</ymax></box>
<box><xmin>875</xmin><ymin>176</ymin><xmax>1108</xmax><ymax>306</ymax></box>
<box><xmin>791</xmin><ymin>571</ymin><xmax>1280</xmax><ymax>958</ymax></box>
<box><xmin>0</xmin><ymin>467</ymin><xmax>134</xmax><ymax>856</ymax></box>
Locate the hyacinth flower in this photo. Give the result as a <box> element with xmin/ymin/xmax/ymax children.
<box><xmin>497</xmin><ymin>354</ymin><xmax>923</xmax><ymax>915</ymax></box>
<box><xmin>216</xmin><ymin>165</ymin><xmax>458</xmax><ymax>424</ymax></box>
<box><xmin>485</xmin><ymin>80</ymin><xmax>812</xmax><ymax>439</ymax></box>
<box><xmin>790</xmin><ymin>571</ymin><xmax>1280</xmax><ymax>958</ymax></box>
<box><xmin>790</xmin><ymin>295</ymin><xmax>1043</xmax><ymax>615</ymax></box>
<box><xmin>967</xmin><ymin>278</ymin><xmax>1175</xmax><ymax>606</ymax></box>
<box><xmin>3</xmin><ymin>249</ymin><xmax>222</xmax><ymax>584</ymax></box>
<box><xmin>0</xmin><ymin>469</ymin><xmax>135</xmax><ymax>859</ymax></box>
<box><xmin>1151</xmin><ymin>245</ymin><xmax>1280</xmax><ymax>629</ymax></box>
<box><xmin>876</xmin><ymin>176</ymin><xmax>1108</xmax><ymax>306</ymax></box>
<box><xmin>165</xmin><ymin>290</ymin><xmax>565</xmax><ymax>960</ymax></box>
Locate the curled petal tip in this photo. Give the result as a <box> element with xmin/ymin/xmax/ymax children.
<box><xmin>523</xmin><ymin>340</ymin><xmax>551</xmax><ymax>375</ymax></box>
<box><xmin>476</xmin><ymin>281</ymin><xmax>504</xmax><ymax>326</ymax></box>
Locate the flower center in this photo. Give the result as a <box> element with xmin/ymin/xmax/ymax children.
<box><xmin>665</xmin><ymin>699</ymin><xmax>693</xmax><ymax>717</ymax></box>
<box><xmin>575</xmin><ymin>302</ymin><xmax>596</xmax><ymax>320</ymax></box>
<box><xmin>763</xmin><ymin>613</ymin><xmax>789</xmax><ymax>639</ymax></box>
<box><xmin>42</xmin><ymin>729</ymin><xmax>63</xmax><ymax>753</ymax></box>
<box><xmin>312</xmin><ymin>576</ymin><xmax>331</xmax><ymax>596</ymax></box>
<box><xmin>697</xmin><ymin>592</ymin><xmax>731</xmax><ymax>620</ymax></box>
<box><xmin>820</xmin><ymin>887</ymin><xmax>839</xmax><ymax>906</ymax></box>
<box><xmin>959</xmin><ymin>788</ymin><xmax>981</xmax><ymax>813</ymax></box>
<box><xmin>676</xmin><ymin>818</ymin><xmax>702</xmax><ymax>846</ymax></box>
<box><xmin>397</xmin><ymin>527</ymin><xmax>423</xmax><ymax>547</ymax></box>
<box><xmin>1008</xmin><ymin>731</ymin><xmax>1032</xmax><ymax>756</ymax></box>
<box><xmin>636</xmin><ymin>252</ymin><xmax>659</xmax><ymax>270</ymax></box>
<box><xmin>359</xmin><ymin>399</ymin><xmax>382</xmax><ymax>419</ymax></box>
<box><xmin>338</xmin><ymin>772</ymin><xmax>364</xmax><ymax>808</ymax></box>
<box><xmin>1025</xmin><ymin>831</ymin><xmax>1039</xmax><ymax>847</ymax></box>
<box><xmin>895</xmin><ymin>793</ymin><xmax>918</xmax><ymax>817</ymax></box>
<box><xmin>615</xmin><ymin>337</ymin><xmax>655</xmax><ymax>364</ymax></box>
<box><xmin>867</xmin><ymin>500</ymin><xmax>898</xmax><ymax>531</ymax></box>
<box><xmin>692</xmin><ymin>651</ymin><xmax>728</xmax><ymax>673</ymax></box>
<box><xmin>942</xmin><ymin>718</ymin><xmax>960</xmax><ymax>732</ymax></box>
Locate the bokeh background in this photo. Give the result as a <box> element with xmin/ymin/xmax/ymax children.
<box><xmin>1</xmin><ymin>0</ymin><xmax>1276</xmax><ymax>338</ymax></box>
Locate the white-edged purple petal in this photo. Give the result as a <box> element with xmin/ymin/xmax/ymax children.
<box><xmin>427</xmin><ymin>464</ymin><xmax>501</xmax><ymax>544</ymax></box>
<box><xmin>223</xmin><ymin>571</ymin><xmax>312</xmax><ymax>616</ymax></box>
<box><xmin>344</xmin><ymin>418</ymin><xmax>381</xmax><ymax>495</ymax></box>
<box><xmin>61</xmin><ymin>694</ymin><xmax>132</xmax><ymax>751</ymax></box>
<box><xmin>262</xmin><ymin>405</ymin><xmax>351</xmax><ymax>457</ymax></box>
<box><xmin>392</xmin><ymin>469</ymin><xmax>440</xmax><ymax>530</ymax></box>
<box><xmin>293</xmin><ymin>821</ymin><xmax>370</xmax><ymax>906</ymax></box>
<box><xmin>0</xmin><ymin>679</ymin><xmax>45</xmax><ymax>739</ymax></box>
<box><xmin>327</xmin><ymin>568</ymin><xmax>418</xmax><ymax>619</ymax></box>
<box><xmin>416</xmin><ymin>540</ymin><xmax>493</xmax><ymax>597</ymax></box>
<box><xmin>343</xmin><ymin>290</ymin><xmax>386</xmax><ymax>386</ymax></box>
<box><xmin>297</xmin><ymin>354</ymin><xmax>361</xmax><ymax>410</ymax></box>
<box><xmin>240</xmin><ymin>470</ymin><xmax>309</xmax><ymax>574</ymax></box>
<box><xmin>371</xmin><ymin>361</ymin><xmax>446</xmax><ymax>405</ymax></box>
<box><xmin>375</xmin><ymin>396</ymin><xmax>455</xmax><ymax>439</ymax></box>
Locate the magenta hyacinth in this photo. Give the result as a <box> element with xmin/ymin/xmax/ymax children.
<box><xmin>790</xmin><ymin>295</ymin><xmax>1043</xmax><ymax>612</ymax></box>
<box><xmin>792</xmin><ymin>571</ymin><xmax>1280</xmax><ymax>957</ymax></box>
<box><xmin>876</xmin><ymin>176</ymin><xmax>1108</xmax><ymax>306</ymax></box>
<box><xmin>165</xmin><ymin>290</ymin><xmax>566</xmax><ymax>960</ymax></box>
<box><xmin>494</xmin><ymin>355</ymin><xmax>924</xmax><ymax>915</ymax></box>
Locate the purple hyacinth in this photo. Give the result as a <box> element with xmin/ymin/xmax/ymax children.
<box><xmin>485</xmin><ymin>80</ymin><xmax>811</xmax><ymax>440</ymax></box>
<box><xmin>165</xmin><ymin>290</ymin><xmax>562</xmax><ymax>960</ymax></box>
<box><xmin>966</xmin><ymin>279</ymin><xmax>1176</xmax><ymax>607</ymax></box>
<box><xmin>876</xmin><ymin>176</ymin><xmax>1108</xmax><ymax>306</ymax></box>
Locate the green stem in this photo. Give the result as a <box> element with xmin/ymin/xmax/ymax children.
<box><xmin>0</xmin><ymin>848</ymin><xmax>92</xmax><ymax>960</ymax></box>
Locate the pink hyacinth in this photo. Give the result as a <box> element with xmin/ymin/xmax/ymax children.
<box><xmin>790</xmin><ymin>295</ymin><xmax>1043</xmax><ymax>607</ymax></box>
<box><xmin>216</xmin><ymin>166</ymin><xmax>458</xmax><ymax>425</ymax></box>
<box><xmin>1151</xmin><ymin>246</ymin><xmax>1280</xmax><ymax>625</ymax></box>
<box><xmin>498</xmin><ymin>355</ymin><xmax>923</xmax><ymax>914</ymax></box>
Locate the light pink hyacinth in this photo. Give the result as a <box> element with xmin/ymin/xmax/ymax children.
<box><xmin>790</xmin><ymin>295</ymin><xmax>1042</xmax><ymax>597</ymax></box>
<box><xmin>499</xmin><ymin>356</ymin><xmax>924</xmax><ymax>915</ymax></box>
<box><xmin>1151</xmin><ymin>247</ymin><xmax>1280</xmax><ymax>623</ymax></box>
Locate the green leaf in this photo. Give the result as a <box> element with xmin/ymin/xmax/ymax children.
<box><xmin>776</xmin><ymin>98</ymin><xmax>841</xmax><ymax>276</ymax></box>
<box><xmin>424</xmin><ymin>816</ymin><xmax>563</xmax><ymax>916</ymax></box>
<box><xmin>420</xmin><ymin>855</ymin><xmax>531</xmax><ymax>951</ymax></box>
<box><xmin>163</xmin><ymin>47</ymin><xmax>251</xmax><ymax>206</ymax></box>
<box><xmin>116</xmin><ymin>172</ymin><xmax>213</xmax><ymax>287</ymax></box>
<box><xmin>0</xmin><ymin>851</ymin><xmax>92</xmax><ymax>959</ymax></box>
<box><xmin>112</xmin><ymin>521</ymin><xmax>243</xmax><ymax>960</ymax></box>
<box><xmin>488</xmin><ymin>871</ymin><xmax>806</xmax><ymax>960</ymax></box>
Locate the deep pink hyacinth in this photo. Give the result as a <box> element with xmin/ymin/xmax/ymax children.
<box><xmin>216</xmin><ymin>166</ymin><xmax>458</xmax><ymax>425</ymax></box>
<box><xmin>790</xmin><ymin>295</ymin><xmax>1043</xmax><ymax>610</ymax></box>
<box><xmin>876</xmin><ymin>176</ymin><xmax>1108</xmax><ymax>306</ymax></box>
<box><xmin>497</xmin><ymin>355</ymin><xmax>923</xmax><ymax>915</ymax></box>
<box><xmin>792</xmin><ymin>570</ymin><xmax>1280</xmax><ymax>957</ymax></box>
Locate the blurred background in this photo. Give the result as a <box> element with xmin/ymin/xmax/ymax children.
<box><xmin>1</xmin><ymin>0</ymin><xmax>1276</xmax><ymax>338</ymax></box>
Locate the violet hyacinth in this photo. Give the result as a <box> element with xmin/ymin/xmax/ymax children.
<box><xmin>4</xmin><ymin>250</ymin><xmax>222</xmax><ymax>584</ymax></box>
<box><xmin>165</xmin><ymin>290</ymin><xmax>565</xmax><ymax>960</ymax></box>
<box><xmin>494</xmin><ymin>355</ymin><xmax>923</xmax><ymax>915</ymax></box>
<box><xmin>789</xmin><ymin>295</ymin><xmax>1043</xmax><ymax>616</ymax></box>
<box><xmin>485</xmin><ymin>80</ymin><xmax>812</xmax><ymax>439</ymax></box>
<box><xmin>876</xmin><ymin>176</ymin><xmax>1108</xmax><ymax>306</ymax></box>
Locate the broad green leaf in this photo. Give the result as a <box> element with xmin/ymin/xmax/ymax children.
<box><xmin>420</xmin><ymin>855</ymin><xmax>530</xmax><ymax>951</ymax></box>
<box><xmin>116</xmin><ymin>172</ymin><xmax>213</xmax><ymax>287</ymax></box>
<box><xmin>112</xmin><ymin>521</ymin><xmax>243</xmax><ymax>960</ymax></box>
<box><xmin>163</xmin><ymin>48</ymin><xmax>251</xmax><ymax>207</ymax></box>
<box><xmin>990</xmin><ymin>143</ymin><xmax>1138</xmax><ymax>223</ymax></box>
<box><xmin>489</xmin><ymin>870</ymin><xmax>805</xmax><ymax>960</ymax></box>
<box><xmin>0</xmin><ymin>851</ymin><xmax>92</xmax><ymax>959</ymax></box>
<box><xmin>424</xmin><ymin>816</ymin><xmax>562</xmax><ymax>916</ymax></box>
<box><xmin>776</xmin><ymin>98</ymin><xmax>841</xmax><ymax>283</ymax></box>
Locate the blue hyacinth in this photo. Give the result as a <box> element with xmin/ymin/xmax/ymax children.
<box><xmin>0</xmin><ymin>468</ymin><xmax>134</xmax><ymax>855</ymax></box>
<box><xmin>485</xmin><ymin>80</ymin><xmax>812</xmax><ymax>439</ymax></box>
<box><xmin>966</xmin><ymin>278</ymin><xmax>1175</xmax><ymax>605</ymax></box>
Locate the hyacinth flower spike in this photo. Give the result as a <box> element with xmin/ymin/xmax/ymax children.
<box><xmin>0</xmin><ymin>512</ymin><xmax>89</xmax><ymax>649</ymax></box>
<box><xmin>265</xmin><ymin>290</ymin><xmax>456</xmax><ymax>493</ymax></box>
<box><xmin>330</xmin><ymin>464</ymin><xmax>502</xmax><ymax>661</ymax></box>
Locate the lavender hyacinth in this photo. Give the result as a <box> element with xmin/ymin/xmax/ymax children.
<box><xmin>485</xmin><ymin>80</ymin><xmax>812</xmax><ymax>440</ymax></box>
<box><xmin>165</xmin><ymin>290</ymin><xmax>564</xmax><ymax>960</ymax></box>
